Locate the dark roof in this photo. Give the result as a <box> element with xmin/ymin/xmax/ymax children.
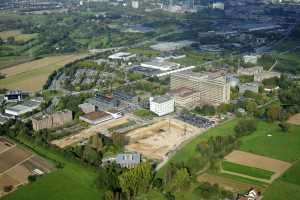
<box><xmin>81</xmin><ymin>111</ymin><xmax>110</xmax><ymax>121</ymax></box>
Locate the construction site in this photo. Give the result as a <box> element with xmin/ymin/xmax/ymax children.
<box><xmin>125</xmin><ymin>118</ymin><xmax>204</xmax><ymax>160</ymax></box>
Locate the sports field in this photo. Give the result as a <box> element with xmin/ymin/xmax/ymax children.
<box><xmin>0</xmin><ymin>54</ymin><xmax>87</xmax><ymax>92</ymax></box>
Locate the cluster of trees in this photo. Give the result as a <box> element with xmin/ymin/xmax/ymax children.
<box><xmin>234</xmin><ymin>119</ymin><xmax>257</xmax><ymax>137</ymax></box>
<box><xmin>132</xmin><ymin>80</ymin><xmax>168</xmax><ymax>96</ymax></box>
<box><xmin>193</xmin><ymin>105</ymin><xmax>216</xmax><ymax>116</ymax></box>
<box><xmin>97</xmin><ymin>162</ymin><xmax>153</xmax><ymax>200</ymax></box>
<box><xmin>194</xmin><ymin>182</ymin><xmax>233</xmax><ymax>199</ymax></box>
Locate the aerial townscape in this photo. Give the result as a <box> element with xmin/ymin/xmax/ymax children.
<box><xmin>0</xmin><ymin>0</ymin><xmax>300</xmax><ymax>200</ymax></box>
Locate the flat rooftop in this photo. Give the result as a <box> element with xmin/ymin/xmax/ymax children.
<box><xmin>151</xmin><ymin>95</ymin><xmax>173</xmax><ymax>104</ymax></box>
<box><xmin>80</xmin><ymin>111</ymin><xmax>111</xmax><ymax>121</ymax></box>
<box><xmin>169</xmin><ymin>87</ymin><xmax>196</xmax><ymax>98</ymax></box>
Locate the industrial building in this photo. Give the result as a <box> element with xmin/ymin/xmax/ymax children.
<box><xmin>108</xmin><ymin>52</ymin><xmax>136</xmax><ymax>61</ymax></box>
<box><xmin>140</xmin><ymin>61</ymin><xmax>180</xmax><ymax>71</ymax></box>
<box><xmin>5</xmin><ymin>98</ymin><xmax>43</xmax><ymax>116</ymax></box>
<box><xmin>170</xmin><ymin>72</ymin><xmax>231</xmax><ymax>106</ymax></box>
<box><xmin>32</xmin><ymin>110</ymin><xmax>73</xmax><ymax>131</ymax></box>
<box><xmin>149</xmin><ymin>95</ymin><xmax>175</xmax><ymax>116</ymax></box>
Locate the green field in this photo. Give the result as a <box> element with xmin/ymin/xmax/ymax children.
<box><xmin>0</xmin><ymin>30</ymin><xmax>37</xmax><ymax>42</ymax></box>
<box><xmin>222</xmin><ymin>161</ymin><xmax>274</xmax><ymax>180</ymax></box>
<box><xmin>3</xmin><ymin>139</ymin><xmax>103</xmax><ymax>200</ymax></box>
<box><xmin>239</xmin><ymin>121</ymin><xmax>300</xmax><ymax>162</ymax></box>
<box><xmin>280</xmin><ymin>160</ymin><xmax>300</xmax><ymax>186</ymax></box>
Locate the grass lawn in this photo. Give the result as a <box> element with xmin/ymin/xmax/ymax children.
<box><xmin>263</xmin><ymin>180</ymin><xmax>300</xmax><ymax>200</ymax></box>
<box><xmin>280</xmin><ymin>160</ymin><xmax>300</xmax><ymax>186</ymax></box>
<box><xmin>276</xmin><ymin>52</ymin><xmax>300</xmax><ymax>74</ymax></box>
<box><xmin>222</xmin><ymin>161</ymin><xmax>274</xmax><ymax>180</ymax></box>
<box><xmin>2</xmin><ymin>138</ymin><xmax>103</xmax><ymax>200</ymax></box>
<box><xmin>239</xmin><ymin>121</ymin><xmax>300</xmax><ymax>162</ymax></box>
<box><xmin>127</xmin><ymin>47</ymin><xmax>161</xmax><ymax>57</ymax></box>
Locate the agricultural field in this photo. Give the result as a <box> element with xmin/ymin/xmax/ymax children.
<box><xmin>0</xmin><ymin>30</ymin><xmax>37</xmax><ymax>42</ymax></box>
<box><xmin>2</xmin><ymin>137</ymin><xmax>103</xmax><ymax>200</ymax></box>
<box><xmin>0</xmin><ymin>54</ymin><xmax>87</xmax><ymax>92</ymax></box>
<box><xmin>222</xmin><ymin>161</ymin><xmax>274</xmax><ymax>180</ymax></box>
<box><xmin>275</xmin><ymin>52</ymin><xmax>300</xmax><ymax>74</ymax></box>
<box><xmin>287</xmin><ymin>113</ymin><xmax>300</xmax><ymax>125</ymax></box>
<box><xmin>0</xmin><ymin>138</ymin><xmax>54</xmax><ymax>197</ymax></box>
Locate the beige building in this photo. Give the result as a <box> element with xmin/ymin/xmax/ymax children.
<box><xmin>32</xmin><ymin>110</ymin><xmax>73</xmax><ymax>131</ymax></box>
<box><xmin>170</xmin><ymin>72</ymin><xmax>230</xmax><ymax>106</ymax></box>
<box><xmin>237</xmin><ymin>66</ymin><xmax>263</xmax><ymax>76</ymax></box>
<box><xmin>168</xmin><ymin>87</ymin><xmax>199</xmax><ymax>108</ymax></box>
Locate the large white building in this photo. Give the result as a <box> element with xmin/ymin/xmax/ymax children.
<box><xmin>108</xmin><ymin>52</ymin><xmax>136</xmax><ymax>61</ymax></box>
<box><xmin>5</xmin><ymin>98</ymin><xmax>43</xmax><ymax>116</ymax></box>
<box><xmin>149</xmin><ymin>95</ymin><xmax>175</xmax><ymax>116</ymax></box>
<box><xmin>141</xmin><ymin>61</ymin><xmax>180</xmax><ymax>71</ymax></box>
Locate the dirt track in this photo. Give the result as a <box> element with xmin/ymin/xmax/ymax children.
<box><xmin>52</xmin><ymin>117</ymin><xmax>130</xmax><ymax>148</ymax></box>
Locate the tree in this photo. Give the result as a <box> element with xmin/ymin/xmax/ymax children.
<box><xmin>245</xmin><ymin>100</ymin><xmax>257</xmax><ymax>114</ymax></box>
<box><xmin>234</xmin><ymin>119</ymin><xmax>257</xmax><ymax>137</ymax></box>
<box><xmin>167</xmin><ymin>168</ymin><xmax>191</xmax><ymax>192</ymax></box>
<box><xmin>118</xmin><ymin>162</ymin><xmax>153</xmax><ymax>199</ymax></box>
<box><xmin>267</xmin><ymin>105</ymin><xmax>282</xmax><ymax>121</ymax></box>
<box><xmin>112</xmin><ymin>133</ymin><xmax>127</xmax><ymax>149</ymax></box>
<box><xmin>28</xmin><ymin>175</ymin><xmax>37</xmax><ymax>182</ymax></box>
<box><xmin>104</xmin><ymin>190</ymin><xmax>114</xmax><ymax>200</ymax></box>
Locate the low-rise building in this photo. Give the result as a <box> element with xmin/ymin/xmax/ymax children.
<box><xmin>79</xmin><ymin>111</ymin><xmax>113</xmax><ymax>125</ymax></box>
<box><xmin>108</xmin><ymin>52</ymin><xmax>136</xmax><ymax>61</ymax></box>
<box><xmin>32</xmin><ymin>110</ymin><xmax>73</xmax><ymax>131</ymax></box>
<box><xmin>239</xmin><ymin>82</ymin><xmax>259</xmax><ymax>94</ymax></box>
<box><xmin>168</xmin><ymin>87</ymin><xmax>199</xmax><ymax>108</ymax></box>
<box><xmin>113</xmin><ymin>90</ymin><xmax>138</xmax><ymax>103</ymax></box>
<box><xmin>236</xmin><ymin>188</ymin><xmax>260</xmax><ymax>200</ymax></box>
<box><xmin>243</xmin><ymin>55</ymin><xmax>261</xmax><ymax>65</ymax></box>
<box><xmin>150</xmin><ymin>95</ymin><xmax>175</xmax><ymax>116</ymax></box>
<box><xmin>254</xmin><ymin>71</ymin><xmax>281</xmax><ymax>82</ymax></box>
<box><xmin>116</xmin><ymin>153</ymin><xmax>141</xmax><ymax>168</ymax></box>
<box><xmin>4</xmin><ymin>90</ymin><xmax>23</xmax><ymax>102</ymax></box>
<box><xmin>5</xmin><ymin>98</ymin><xmax>43</xmax><ymax>116</ymax></box>
<box><xmin>85</xmin><ymin>93</ymin><xmax>119</xmax><ymax>111</ymax></box>
<box><xmin>78</xmin><ymin>103</ymin><xmax>96</xmax><ymax>114</ymax></box>
<box><xmin>140</xmin><ymin>61</ymin><xmax>180</xmax><ymax>71</ymax></box>
<box><xmin>237</xmin><ymin>66</ymin><xmax>263</xmax><ymax>76</ymax></box>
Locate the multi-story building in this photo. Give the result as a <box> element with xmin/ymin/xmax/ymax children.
<box><xmin>32</xmin><ymin>110</ymin><xmax>73</xmax><ymax>131</ymax></box>
<box><xmin>239</xmin><ymin>82</ymin><xmax>260</xmax><ymax>94</ymax></box>
<box><xmin>170</xmin><ymin>72</ymin><xmax>230</xmax><ymax>106</ymax></box>
<box><xmin>149</xmin><ymin>95</ymin><xmax>175</xmax><ymax>116</ymax></box>
<box><xmin>168</xmin><ymin>87</ymin><xmax>199</xmax><ymax>108</ymax></box>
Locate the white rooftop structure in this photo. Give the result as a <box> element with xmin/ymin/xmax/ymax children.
<box><xmin>150</xmin><ymin>41</ymin><xmax>195</xmax><ymax>52</ymax></box>
<box><xmin>150</xmin><ymin>95</ymin><xmax>175</xmax><ymax>116</ymax></box>
<box><xmin>141</xmin><ymin>61</ymin><xmax>180</xmax><ymax>71</ymax></box>
<box><xmin>108</xmin><ymin>52</ymin><xmax>136</xmax><ymax>61</ymax></box>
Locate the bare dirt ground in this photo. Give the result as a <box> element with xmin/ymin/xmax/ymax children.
<box><xmin>0</xmin><ymin>138</ymin><xmax>54</xmax><ymax>197</ymax></box>
<box><xmin>287</xmin><ymin>113</ymin><xmax>300</xmax><ymax>125</ymax></box>
<box><xmin>125</xmin><ymin>118</ymin><xmax>204</xmax><ymax>160</ymax></box>
<box><xmin>197</xmin><ymin>173</ymin><xmax>267</xmax><ymax>192</ymax></box>
<box><xmin>52</xmin><ymin>117</ymin><xmax>130</xmax><ymax>148</ymax></box>
<box><xmin>224</xmin><ymin>150</ymin><xmax>291</xmax><ymax>182</ymax></box>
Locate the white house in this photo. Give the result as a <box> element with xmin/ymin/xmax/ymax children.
<box><xmin>150</xmin><ymin>95</ymin><xmax>175</xmax><ymax>116</ymax></box>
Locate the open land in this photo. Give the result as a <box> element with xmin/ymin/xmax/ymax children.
<box><xmin>0</xmin><ymin>30</ymin><xmax>37</xmax><ymax>42</ymax></box>
<box><xmin>51</xmin><ymin>117</ymin><xmax>130</xmax><ymax>148</ymax></box>
<box><xmin>0</xmin><ymin>54</ymin><xmax>87</xmax><ymax>92</ymax></box>
<box><xmin>287</xmin><ymin>113</ymin><xmax>300</xmax><ymax>125</ymax></box>
<box><xmin>125</xmin><ymin>118</ymin><xmax>203</xmax><ymax>160</ymax></box>
<box><xmin>223</xmin><ymin>150</ymin><xmax>291</xmax><ymax>182</ymax></box>
<box><xmin>2</xmin><ymin>137</ymin><xmax>103</xmax><ymax>200</ymax></box>
<box><xmin>0</xmin><ymin>138</ymin><xmax>54</xmax><ymax>197</ymax></box>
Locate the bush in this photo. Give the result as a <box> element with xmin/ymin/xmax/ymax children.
<box><xmin>3</xmin><ymin>185</ymin><xmax>13</xmax><ymax>192</ymax></box>
<box><xmin>28</xmin><ymin>175</ymin><xmax>38</xmax><ymax>182</ymax></box>
<box><xmin>234</xmin><ymin>119</ymin><xmax>257</xmax><ymax>137</ymax></box>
